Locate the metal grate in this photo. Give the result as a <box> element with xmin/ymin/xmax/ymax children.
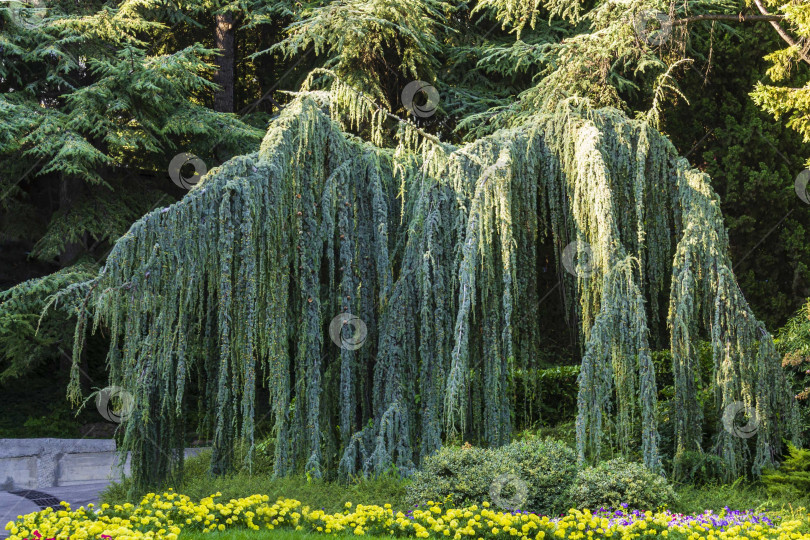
<box><xmin>8</xmin><ymin>490</ymin><xmax>63</xmax><ymax>510</ymax></box>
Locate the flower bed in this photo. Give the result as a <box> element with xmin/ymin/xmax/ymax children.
<box><xmin>4</xmin><ymin>491</ymin><xmax>809</xmax><ymax>540</ymax></box>
<box><xmin>584</xmin><ymin>505</ymin><xmax>777</xmax><ymax>529</ymax></box>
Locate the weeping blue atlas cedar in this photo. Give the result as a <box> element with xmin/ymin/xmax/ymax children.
<box><xmin>67</xmin><ymin>72</ymin><xmax>799</xmax><ymax>491</ymax></box>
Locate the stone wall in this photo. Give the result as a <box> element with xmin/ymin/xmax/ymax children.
<box><xmin>0</xmin><ymin>439</ymin><xmax>207</xmax><ymax>490</ymax></box>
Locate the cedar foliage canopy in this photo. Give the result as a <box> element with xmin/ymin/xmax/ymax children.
<box><xmin>68</xmin><ymin>69</ymin><xmax>799</xmax><ymax>490</ymax></box>
<box><xmin>0</xmin><ymin>0</ymin><xmax>264</xmax><ymax>264</ymax></box>
<box><xmin>0</xmin><ymin>259</ymin><xmax>97</xmax><ymax>381</ymax></box>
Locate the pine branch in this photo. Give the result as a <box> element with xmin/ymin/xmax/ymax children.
<box><xmin>752</xmin><ymin>0</ymin><xmax>810</xmax><ymax>65</ymax></box>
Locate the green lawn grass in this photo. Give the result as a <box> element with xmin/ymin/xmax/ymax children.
<box><xmin>102</xmin><ymin>449</ymin><xmax>411</xmax><ymax>512</ymax></box>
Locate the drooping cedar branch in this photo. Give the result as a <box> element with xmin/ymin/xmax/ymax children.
<box><xmin>70</xmin><ymin>74</ymin><xmax>798</xmax><ymax>491</ymax></box>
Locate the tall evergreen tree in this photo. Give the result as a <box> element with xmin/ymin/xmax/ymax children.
<box><xmin>749</xmin><ymin>0</ymin><xmax>810</xmax><ymax>160</ymax></box>
<box><xmin>0</xmin><ymin>0</ymin><xmax>264</xmax><ymax>265</ymax></box>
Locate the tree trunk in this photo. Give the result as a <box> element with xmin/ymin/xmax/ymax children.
<box><xmin>58</xmin><ymin>174</ymin><xmax>85</xmax><ymax>267</ymax></box>
<box><xmin>213</xmin><ymin>12</ymin><xmax>236</xmax><ymax>113</ymax></box>
<box><xmin>258</xmin><ymin>22</ymin><xmax>278</xmax><ymax>114</ymax></box>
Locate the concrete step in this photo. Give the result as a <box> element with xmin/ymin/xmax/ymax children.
<box><xmin>0</xmin><ymin>481</ymin><xmax>110</xmax><ymax>538</ymax></box>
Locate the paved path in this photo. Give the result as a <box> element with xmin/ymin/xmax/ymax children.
<box><xmin>0</xmin><ymin>482</ymin><xmax>109</xmax><ymax>538</ymax></box>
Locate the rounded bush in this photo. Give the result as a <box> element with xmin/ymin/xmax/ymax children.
<box><xmin>407</xmin><ymin>439</ymin><xmax>577</xmax><ymax>514</ymax></box>
<box><xmin>564</xmin><ymin>458</ymin><xmax>677</xmax><ymax>510</ymax></box>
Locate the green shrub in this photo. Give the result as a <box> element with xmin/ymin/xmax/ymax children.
<box><xmin>673</xmin><ymin>481</ymin><xmax>767</xmax><ymax>514</ymax></box>
<box><xmin>22</xmin><ymin>407</ymin><xmax>80</xmax><ymax>438</ymax></box>
<box><xmin>762</xmin><ymin>444</ymin><xmax>810</xmax><ymax>498</ymax></box>
<box><xmin>673</xmin><ymin>479</ymin><xmax>810</xmax><ymax>514</ymax></box>
<box><xmin>521</xmin><ymin>422</ymin><xmax>577</xmax><ymax>449</ymax></box>
<box><xmin>671</xmin><ymin>450</ymin><xmax>726</xmax><ymax>486</ymax></box>
<box><xmin>564</xmin><ymin>458</ymin><xmax>677</xmax><ymax>510</ymax></box>
<box><xmin>406</xmin><ymin>445</ymin><xmax>497</xmax><ymax>509</ymax></box>
<box><xmin>407</xmin><ymin>439</ymin><xmax>577</xmax><ymax>514</ymax></box>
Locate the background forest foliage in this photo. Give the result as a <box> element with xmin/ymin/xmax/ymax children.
<box><xmin>1</xmin><ymin>0</ymin><xmax>810</xmax><ymax>492</ymax></box>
